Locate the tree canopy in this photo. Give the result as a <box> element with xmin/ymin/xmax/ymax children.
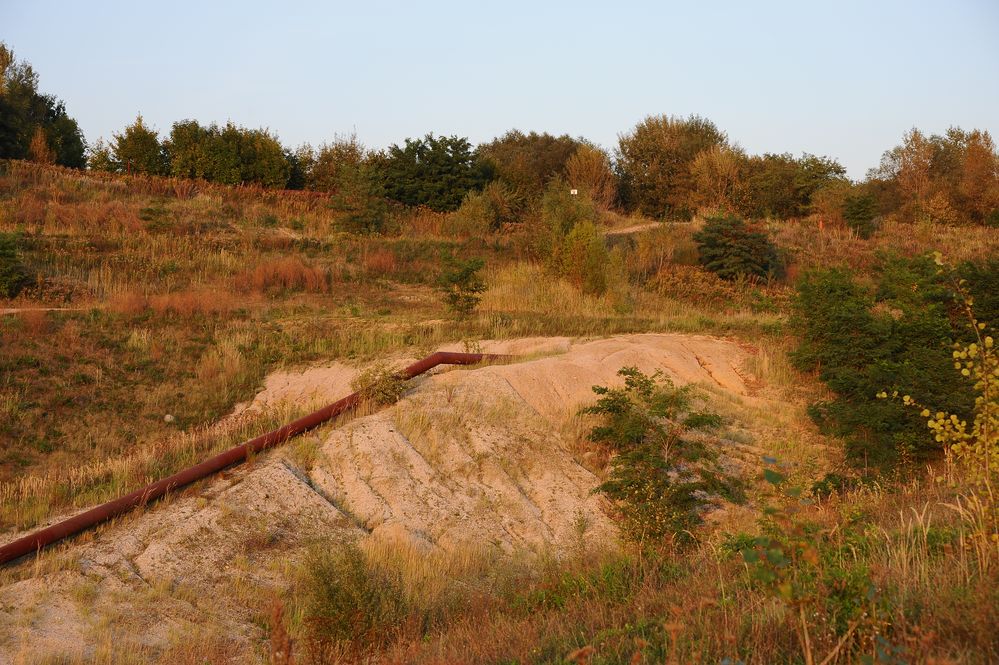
<box><xmin>380</xmin><ymin>134</ymin><xmax>491</xmax><ymax>212</ymax></box>
<box><xmin>0</xmin><ymin>43</ymin><xmax>85</xmax><ymax>168</ymax></box>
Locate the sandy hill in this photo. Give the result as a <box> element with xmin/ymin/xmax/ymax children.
<box><xmin>0</xmin><ymin>333</ymin><xmax>766</xmax><ymax>663</ymax></box>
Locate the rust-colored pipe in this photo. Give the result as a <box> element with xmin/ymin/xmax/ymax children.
<box><xmin>0</xmin><ymin>351</ymin><xmax>509</xmax><ymax>566</ymax></box>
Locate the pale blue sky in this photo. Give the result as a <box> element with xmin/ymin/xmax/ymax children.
<box><xmin>3</xmin><ymin>0</ymin><xmax>997</xmax><ymax>178</ymax></box>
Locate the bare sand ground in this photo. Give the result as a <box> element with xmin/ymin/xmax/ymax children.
<box><xmin>0</xmin><ymin>333</ymin><xmax>766</xmax><ymax>663</ymax></box>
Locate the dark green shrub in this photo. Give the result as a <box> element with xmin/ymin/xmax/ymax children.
<box><xmin>843</xmin><ymin>192</ymin><xmax>878</xmax><ymax>238</ymax></box>
<box><xmin>583</xmin><ymin>367</ymin><xmax>742</xmax><ymax>545</ymax></box>
<box><xmin>437</xmin><ymin>252</ymin><xmax>486</xmax><ymax>318</ymax></box>
<box><xmin>790</xmin><ymin>255</ymin><xmax>997</xmax><ymax>467</ymax></box>
<box><xmin>380</xmin><ymin>134</ymin><xmax>491</xmax><ymax>212</ymax></box>
<box><xmin>692</xmin><ymin>214</ymin><xmax>781</xmax><ymax>280</ymax></box>
<box><xmin>0</xmin><ymin>233</ymin><xmax>29</xmax><ymax>298</ymax></box>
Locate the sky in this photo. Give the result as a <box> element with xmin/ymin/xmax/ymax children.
<box><xmin>2</xmin><ymin>0</ymin><xmax>997</xmax><ymax>179</ymax></box>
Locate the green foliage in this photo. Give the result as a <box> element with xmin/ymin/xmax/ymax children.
<box><xmin>0</xmin><ymin>44</ymin><xmax>86</xmax><ymax>168</ymax></box>
<box><xmin>111</xmin><ymin>115</ymin><xmax>168</xmax><ymax>175</ymax></box>
<box><xmin>540</xmin><ymin>177</ymin><xmax>599</xmax><ymax>240</ymax></box>
<box><xmin>553</xmin><ymin>221</ymin><xmax>609</xmax><ymax>296</ymax></box>
<box><xmin>616</xmin><ymin>114</ymin><xmax>726</xmax><ymax>220</ymax></box>
<box><xmin>381</xmin><ymin>133</ymin><xmax>491</xmax><ymax>212</ymax></box>
<box><xmin>301</xmin><ymin>543</ymin><xmax>407</xmax><ymax>651</ymax></box>
<box><xmin>449</xmin><ymin>181</ymin><xmax>519</xmax><ymax>234</ymax></box>
<box><xmin>0</xmin><ymin>232</ymin><xmax>29</xmax><ymax>298</ymax></box>
<box><xmin>476</xmin><ymin>130</ymin><xmax>584</xmax><ymax>201</ymax></box>
<box><xmin>843</xmin><ymin>191</ymin><xmax>879</xmax><ymax>238</ymax></box>
<box><xmin>85</xmin><ymin>139</ymin><xmax>116</xmax><ymax>172</ymax></box>
<box><xmin>437</xmin><ymin>252</ymin><xmax>486</xmax><ymax>318</ymax></box>
<box><xmin>303</xmin><ymin>133</ymin><xmax>366</xmax><ymax>192</ymax></box>
<box><xmin>791</xmin><ymin>256</ymin><xmax>998</xmax><ymax>467</ymax></box>
<box><xmin>583</xmin><ymin>367</ymin><xmax>740</xmax><ymax>545</ymax></box>
<box><xmin>738</xmin><ymin>463</ymin><xmax>883</xmax><ymax>660</ymax></box>
<box><xmin>331</xmin><ymin>163</ymin><xmax>389</xmax><ymax>234</ymax></box>
<box><xmin>351</xmin><ymin>362</ymin><xmax>407</xmax><ymax>406</ymax></box>
<box><xmin>535</xmin><ymin>180</ymin><xmax>610</xmax><ymax>295</ymax></box>
<box><xmin>889</xmin><ymin>258</ymin><xmax>999</xmax><ymax>489</ymax></box>
<box><xmin>165</xmin><ymin>120</ymin><xmax>290</xmax><ymax>187</ymax></box>
<box><xmin>741</xmin><ymin>152</ymin><xmax>847</xmax><ymax>219</ymax></box>
<box><xmin>692</xmin><ymin>214</ymin><xmax>782</xmax><ymax>280</ymax></box>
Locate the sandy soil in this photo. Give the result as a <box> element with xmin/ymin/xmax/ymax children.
<box><xmin>0</xmin><ymin>333</ymin><xmax>762</xmax><ymax>663</ymax></box>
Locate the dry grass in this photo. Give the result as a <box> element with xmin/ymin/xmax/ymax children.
<box><xmin>235</xmin><ymin>257</ymin><xmax>333</xmax><ymax>294</ymax></box>
<box><xmin>282</xmin><ymin>471</ymin><xmax>997</xmax><ymax>665</ymax></box>
<box><xmin>3</xmin><ymin>160</ymin><xmax>998</xmax><ymax>663</ymax></box>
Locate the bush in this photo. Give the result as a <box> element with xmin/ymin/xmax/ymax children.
<box><xmin>0</xmin><ymin>233</ymin><xmax>29</xmax><ymax>298</ymax></box>
<box><xmin>437</xmin><ymin>252</ymin><xmax>486</xmax><ymax>318</ymax></box>
<box><xmin>552</xmin><ymin>221</ymin><xmax>609</xmax><ymax>295</ymax></box>
<box><xmin>536</xmin><ymin>179</ymin><xmax>610</xmax><ymax>294</ymax></box>
<box><xmin>301</xmin><ymin>543</ymin><xmax>407</xmax><ymax>653</ymax></box>
<box><xmin>583</xmin><ymin>367</ymin><xmax>741</xmax><ymax>546</ymax></box>
<box><xmin>843</xmin><ymin>192</ymin><xmax>878</xmax><ymax>238</ymax></box>
<box><xmin>449</xmin><ymin>181</ymin><xmax>518</xmax><ymax>235</ymax></box>
<box><xmin>380</xmin><ymin>134</ymin><xmax>491</xmax><ymax>212</ymax></box>
<box><xmin>351</xmin><ymin>362</ymin><xmax>407</xmax><ymax>406</ymax></box>
<box><xmin>332</xmin><ymin>164</ymin><xmax>389</xmax><ymax>234</ymax></box>
<box><xmin>693</xmin><ymin>214</ymin><xmax>782</xmax><ymax>280</ymax></box>
<box><xmin>790</xmin><ymin>255</ymin><xmax>998</xmax><ymax>467</ymax></box>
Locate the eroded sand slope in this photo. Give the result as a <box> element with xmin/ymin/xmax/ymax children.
<box><xmin>0</xmin><ymin>333</ymin><xmax>758</xmax><ymax>663</ymax></box>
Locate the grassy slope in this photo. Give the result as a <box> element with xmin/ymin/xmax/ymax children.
<box><xmin>1</xmin><ymin>161</ymin><xmax>997</xmax><ymax>663</ymax></box>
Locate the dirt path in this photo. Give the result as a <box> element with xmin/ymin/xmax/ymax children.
<box><xmin>0</xmin><ymin>333</ymin><xmax>768</xmax><ymax>663</ymax></box>
<box><xmin>0</xmin><ymin>307</ymin><xmax>87</xmax><ymax>316</ymax></box>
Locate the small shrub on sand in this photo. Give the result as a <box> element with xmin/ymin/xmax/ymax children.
<box><xmin>350</xmin><ymin>362</ymin><xmax>406</xmax><ymax>406</ymax></box>
<box><xmin>583</xmin><ymin>367</ymin><xmax>742</xmax><ymax>548</ymax></box>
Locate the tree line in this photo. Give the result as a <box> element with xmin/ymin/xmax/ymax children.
<box><xmin>2</xmin><ymin>43</ymin><xmax>997</xmax><ymax>228</ymax></box>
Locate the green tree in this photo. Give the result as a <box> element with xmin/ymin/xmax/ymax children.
<box><xmin>332</xmin><ymin>163</ymin><xmax>389</xmax><ymax>234</ymax></box>
<box><xmin>164</xmin><ymin>120</ymin><xmax>291</xmax><ymax>187</ymax></box>
<box><xmin>164</xmin><ymin>119</ymin><xmax>210</xmax><ymax>179</ymax></box>
<box><xmin>693</xmin><ymin>214</ymin><xmax>782</xmax><ymax>280</ymax></box>
<box><xmin>381</xmin><ymin>133</ymin><xmax>491</xmax><ymax>212</ymax></box>
<box><xmin>306</xmin><ymin>133</ymin><xmax>367</xmax><ymax>192</ymax></box>
<box><xmin>616</xmin><ymin>114</ymin><xmax>727</xmax><ymax>220</ymax></box>
<box><xmin>112</xmin><ymin>115</ymin><xmax>167</xmax><ymax>175</ymax></box>
<box><xmin>0</xmin><ymin>43</ymin><xmax>85</xmax><ymax>168</ymax></box>
<box><xmin>790</xmin><ymin>256</ymin><xmax>998</xmax><ymax>467</ymax></box>
<box><xmin>583</xmin><ymin>367</ymin><xmax>738</xmax><ymax>545</ymax></box>
<box><xmin>741</xmin><ymin>152</ymin><xmax>846</xmax><ymax>219</ymax></box>
<box><xmin>552</xmin><ymin>220</ymin><xmax>609</xmax><ymax>295</ymax></box>
<box><xmin>437</xmin><ymin>252</ymin><xmax>486</xmax><ymax>318</ymax></box>
<box><xmin>86</xmin><ymin>139</ymin><xmax>117</xmax><ymax>172</ymax></box>
<box><xmin>843</xmin><ymin>190</ymin><xmax>878</xmax><ymax>238</ymax></box>
<box><xmin>477</xmin><ymin>130</ymin><xmax>584</xmax><ymax>201</ymax></box>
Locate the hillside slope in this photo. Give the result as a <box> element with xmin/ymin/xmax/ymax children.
<box><xmin>0</xmin><ymin>333</ymin><xmax>770</xmax><ymax>663</ymax></box>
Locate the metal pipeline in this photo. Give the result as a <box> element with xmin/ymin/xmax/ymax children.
<box><xmin>0</xmin><ymin>351</ymin><xmax>509</xmax><ymax>566</ymax></box>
